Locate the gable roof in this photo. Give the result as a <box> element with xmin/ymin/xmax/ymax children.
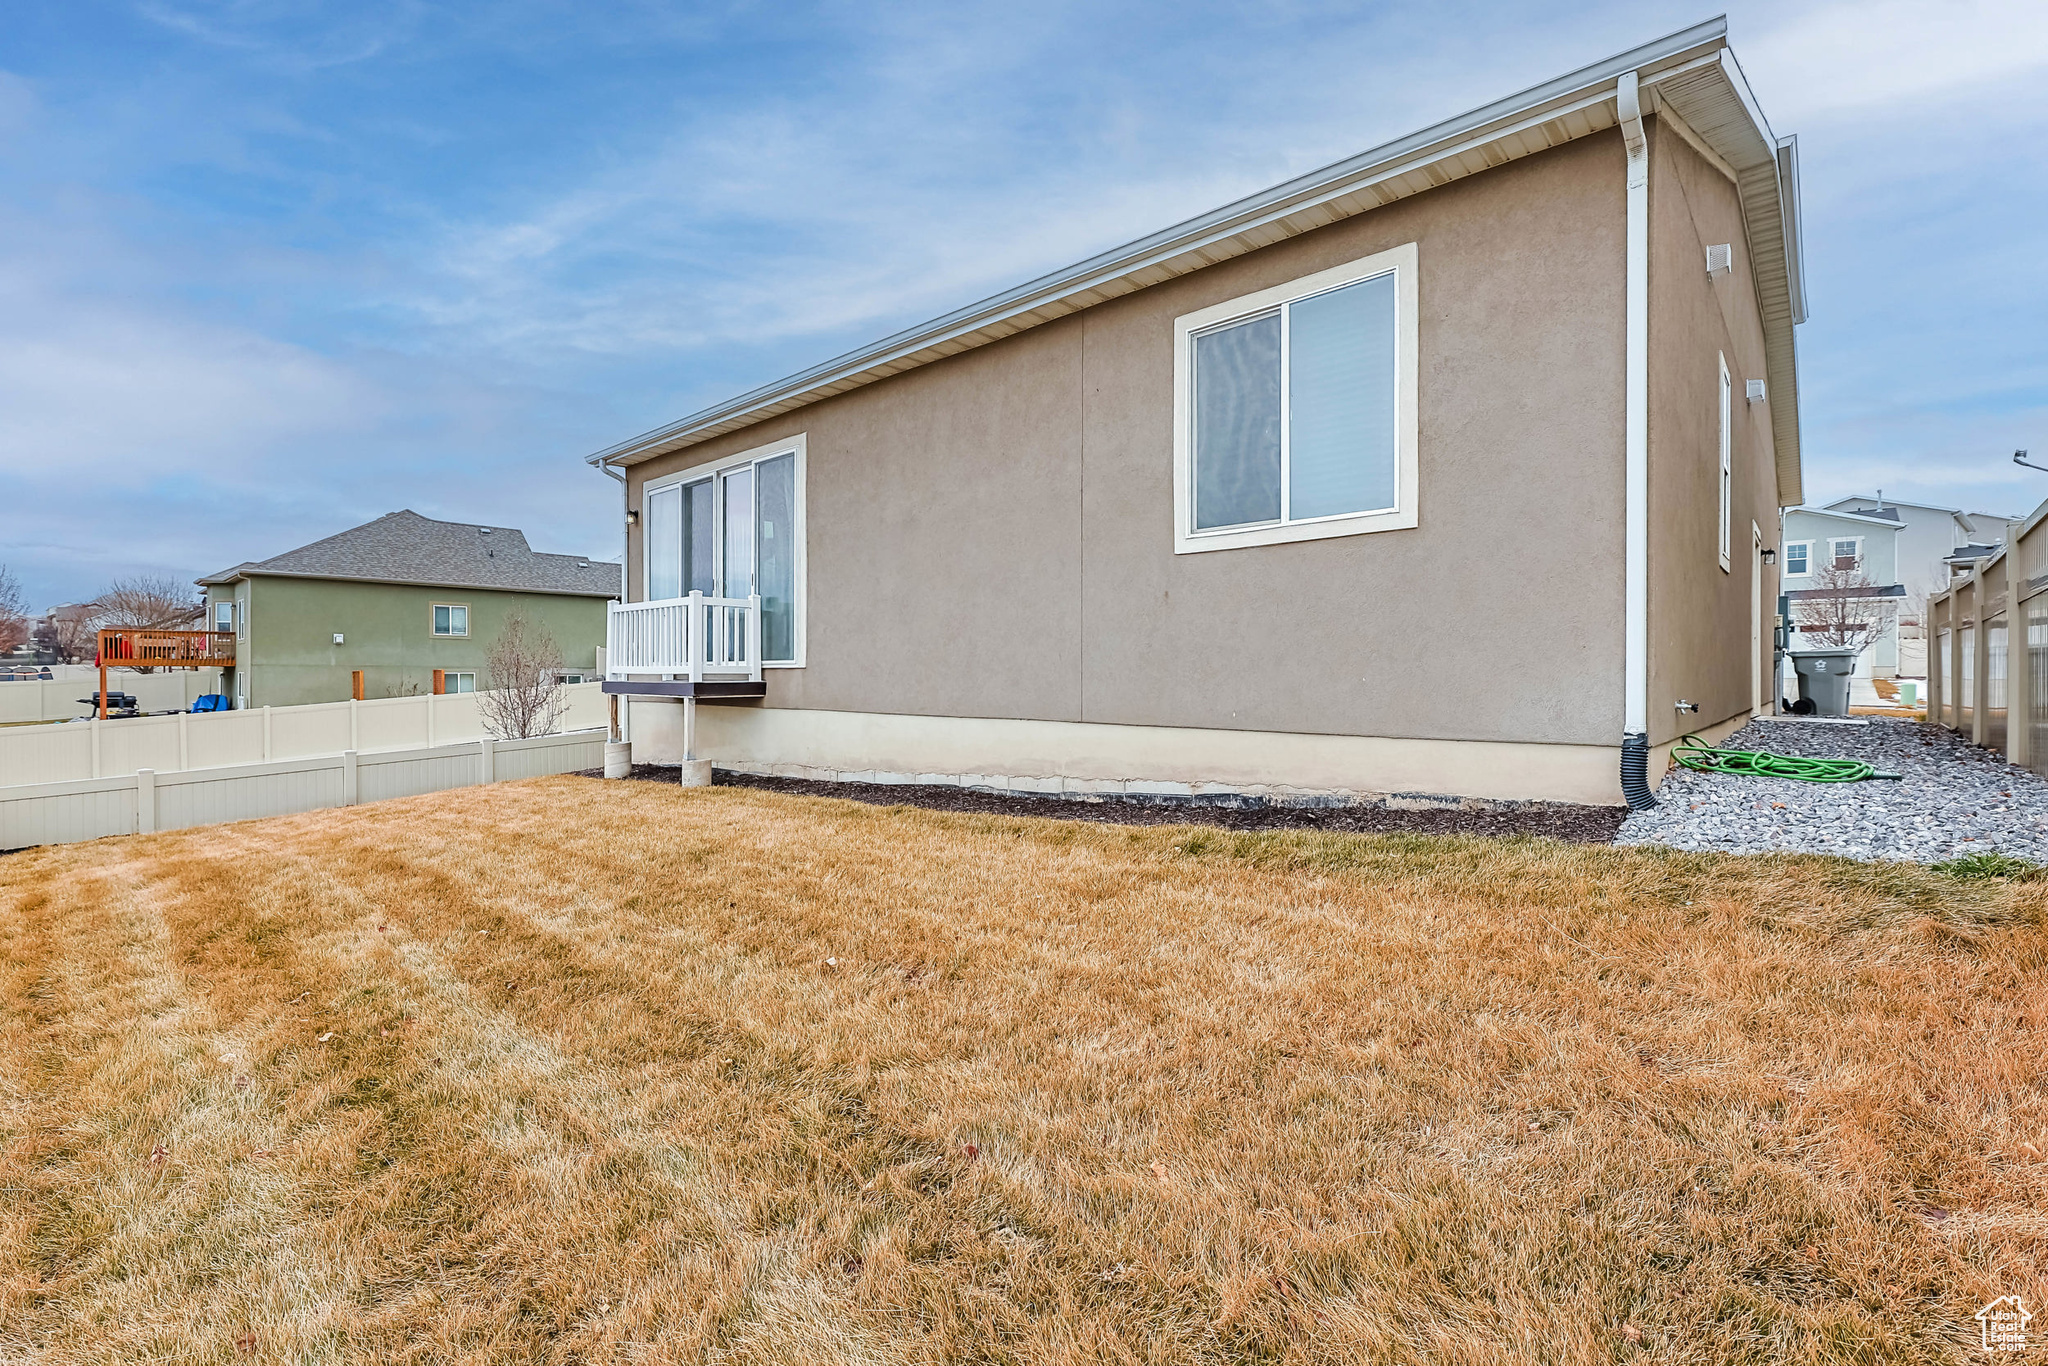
<box><xmin>1824</xmin><ymin>494</ymin><xmax>1963</xmax><ymax>516</ymax></box>
<box><xmin>586</xmin><ymin>16</ymin><xmax>1806</xmax><ymax>504</ymax></box>
<box><xmin>197</xmin><ymin>511</ymin><xmax>620</xmax><ymax>597</ymax></box>
<box><xmin>1824</xmin><ymin>495</ymin><xmax>1974</xmax><ymax>539</ymax></box>
<box><xmin>1785</xmin><ymin>506</ymin><xmax>1906</xmax><ymax>532</ymax></box>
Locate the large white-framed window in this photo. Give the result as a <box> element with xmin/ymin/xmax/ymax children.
<box><xmin>1783</xmin><ymin>540</ymin><xmax>1811</xmax><ymax>577</ymax></box>
<box><xmin>1717</xmin><ymin>353</ymin><xmax>1732</xmax><ymax>573</ymax></box>
<box><xmin>213</xmin><ymin>600</ymin><xmax>234</xmax><ymax>634</ymax></box>
<box><xmin>431</xmin><ymin>603</ymin><xmax>469</xmax><ymax>637</ymax></box>
<box><xmin>1172</xmin><ymin>242</ymin><xmax>1419</xmax><ymax>554</ymax></box>
<box><xmin>642</xmin><ymin>433</ymin><xmax>806</xmax><ymax>666</ymax></box>
<box><xmin>1830</xmin><ymin>537</ymin><xmax>1862</xmax><ymax>571</ymax></box>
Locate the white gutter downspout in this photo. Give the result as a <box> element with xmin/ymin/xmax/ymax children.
<box><xmin>588</xmin><ymin>454</ymin><xmax>629</xmax><ymax>745</ymax></box>
<box><xmin>1617</xmin><ymin>70</ymin><xmax>1656</xmax><ymax>809</ymax></box>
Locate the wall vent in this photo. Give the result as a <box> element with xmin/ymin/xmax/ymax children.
<box><xmin>1705</xmin><ymin>243</ymin><xmax>1733</xmax><ymax>277</ymax></box>
<box><xmin>1746</xmin><ymin>380</ymin><xmax>1767</xmax><ymax>402</ymax></box>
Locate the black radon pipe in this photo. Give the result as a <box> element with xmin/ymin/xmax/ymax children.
<box><xmin>1621</xmin><ymin>732</ymin><xmax>1657</xmax><ymax>810</ymax></box>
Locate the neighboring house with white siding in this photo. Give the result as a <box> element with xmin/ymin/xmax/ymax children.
<box><xmin>1779</xmin><ymin>506</ymin><xmax>1903</xmax><ymax>685</ymax></box>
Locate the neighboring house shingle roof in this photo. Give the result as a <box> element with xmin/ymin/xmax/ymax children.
<box><xmin>197</xmin><ymin>511</ymin><xmax>620</xmax><ymax>597</ymax></box>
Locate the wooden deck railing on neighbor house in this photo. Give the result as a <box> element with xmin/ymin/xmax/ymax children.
<box><xmin>93</xmin><ymin>629</ymin><xmax>236</xmax><ymax>718</ymax></box>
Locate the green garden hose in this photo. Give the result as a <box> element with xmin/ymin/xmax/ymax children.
<box><xmin>1670</xmin><ymin>734</ymin><xmax>1903</xmax><ymax>783</ymax></box>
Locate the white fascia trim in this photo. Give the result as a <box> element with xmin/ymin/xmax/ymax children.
<box><xmin>1787</xmin><ymin>507</ymin><xmax>1902</xmax><ymax>530</ymax></box>
<box><xmin>1775</xmin><ymin>134</ymin><xmax>1808</xmax><ymax>325</ymax></box>
<box><xmin>638</xmin><ymin>432</ymin><xmax>808</xmax><ymax>669</ymax></box>
<box><xmin>1171</xmin><ymin>243</ymin><xmax>1418</xmax><ymax>554</ymax></box>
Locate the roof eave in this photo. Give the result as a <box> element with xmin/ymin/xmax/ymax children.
<box><xmin>1786</xmin><ymin>507</ymin><xmax>1905</xmax><ymax>530</ymax></box>
<box><xmin>588</xmin><ymin>18</ymin><xmax>1803</xmax><ymax>510</ymax></box>
<box><xmin>206</xmin><ymin>567</ymin><xmax>621</xmax><ymax>598</ymax></box>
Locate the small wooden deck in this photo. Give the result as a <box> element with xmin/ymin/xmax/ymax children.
<box><xmin>94</xmin><ymin>629</ymin><xmax>234</xmax><ymax>718</ymax></box>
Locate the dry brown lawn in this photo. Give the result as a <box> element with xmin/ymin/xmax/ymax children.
<box><xmin>3</xmin><ymin>778</ymin><xmax>2046</xmax><ymax>1364</ymax></box>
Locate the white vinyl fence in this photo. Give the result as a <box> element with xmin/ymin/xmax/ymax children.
<box><xmin>0</xmin><ymin>682</ymin><xmax>608</xmax><ymax>788</ymax></box>
<box><xmin>0</xmin><ymin>728</ymin><xmax>609</xmax><ymax>850</ymax></box>
<box><xmin>0</xmin><ymin>669</ymin><xmax>224</xmax><ymax>725</ymax></box>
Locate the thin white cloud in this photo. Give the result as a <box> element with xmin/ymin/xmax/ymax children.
<box><xmin>1745</xmin><ymin>0</ymin><xmax>2048</xmax><ymax>121</ymax></box>
<box><xmin>134</xmin><ymin>0</ymin><xmax>426</xmax><ymax>70</ymax></box>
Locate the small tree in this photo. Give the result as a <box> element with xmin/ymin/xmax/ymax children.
<box><xmin>478</xmin><ymin>615</ymin><xmax>568</xmax><ymax>740</ymax></box>
<box><xmin>0</xmin><ymin>565</ymin><xmax>27</xmax><ymax>656</ymax></box>
<box><xmin>1790</xmin><ymin>563</ymin><xmax>1895</xmax><ymax>655</ymax></box>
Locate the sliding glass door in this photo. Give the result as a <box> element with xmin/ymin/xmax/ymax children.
<box><xmin>644</xmin><ymin>449</ymin><xmax>797</xmax><ymax>664</ymax></box>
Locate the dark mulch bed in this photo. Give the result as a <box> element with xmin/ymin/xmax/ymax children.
<box><xmin>576</xmin><ymin>764</ymin><xmax>1627</xmax><ymax>844</ymax></box>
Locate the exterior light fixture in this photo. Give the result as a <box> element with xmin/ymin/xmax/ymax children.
<box><xmin>626</xmin><ymin>508</ymin><xmax>640</xmax><ymax>525</ymax></box>
<box><xmin>1761</xmin><ymin>547</ymin><xmax>1777</xmax><ymax>565</ymax></box>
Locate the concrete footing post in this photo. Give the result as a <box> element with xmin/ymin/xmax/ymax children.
<box><xmin>677</xmin><ymin>759</ymin><xmax>712</xmax><ymax>787</ymax></box>
<box><xmin>604</xmin><ymin>741</ymin><xmax>632</xmax><ymax>779</ymax></box>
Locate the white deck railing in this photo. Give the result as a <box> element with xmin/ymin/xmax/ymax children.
<box><xmin>607</xmin><ymin>593</ymin><xmax>763</xmax><ymax>683</ymax></box>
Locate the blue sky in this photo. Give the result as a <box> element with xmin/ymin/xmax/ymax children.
<box><xmin>2</xmin><ymin>0</ymin><xmax>2044</xmax><ymax>608</ymax></box>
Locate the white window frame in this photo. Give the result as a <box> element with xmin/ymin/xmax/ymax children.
<box><xmin>1829</xmin><ymin>537</ymin><xmax>1862</xmax><ymax>571</ymax></box>
<box><xmin>641</xmin><ymin>431</ymin><xmax>807</xmax><ymax>668</ymax></box>
<box><xmin>445</xmin><ymin>670</ymin><xmax>477</xmax><ymax>694</ymax></box>
<box><xmin>1172</xmin><ymin>242</ymin><xmax>1419</xmax><ymax>554</ymax></box>
<box><xmin>213</xmin><ymin>600</ymin><xmax>234</xmax><ymax>634</ymax></box>
<box><xmin>1783</xmin><ymin>540</ymin><xmax>1812</xmax><ymax>577</ymax></box>
<box><xmin>1717</xmin><ymin>353</ymin><xmax>1732</xmax><ymax>573</ymax></box>
<box><xmin>431</xmin><ymin>603</ymin><xmax>469</xmax><ymax>638</ymax></box>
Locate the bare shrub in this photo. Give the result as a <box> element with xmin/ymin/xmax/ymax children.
<box><xmin>0</xmin><ymin>565</ymin><xmax>26</xmax><ymax>655</ymax></box>
<box><xmin>1790</xmin><ymin>563</ymin><xmax>1895</xmax><ymax>655</ymax></box>
<box><xmin>94</xmin><ymin>575</ymin><xmax>203</xmax><ymax>630</ymax></box>
<box><xmin>478</xmin><ymin>614</ymin><xmax>568</xmax><ymax>739</ymax></box>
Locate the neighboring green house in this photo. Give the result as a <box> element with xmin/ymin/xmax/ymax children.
<box><xmin>197</xmin><ymin>511</ymin><xmax>620</xmax><ymax>708</ymax></box>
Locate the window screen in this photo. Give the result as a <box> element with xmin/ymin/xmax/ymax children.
<box><xmin>1192</xmin><ymin>272</ymin><xmax>1397</xmax><ymax>533</ymax></box>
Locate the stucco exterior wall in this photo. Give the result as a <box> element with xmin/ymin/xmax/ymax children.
<box><xmin>209</xmin><ymin>578</ymin><xmax>608</xmax><ymax>708</ymax></box>
<box><xmin>1645</xmin><ymin>119</ymin><xmax>1781</xmax><ymax>742</ymax></box>
<box><xmin>628</xmin><ymin>132</ymin><xmax>1631</xmax><ymax>750</ymax></box>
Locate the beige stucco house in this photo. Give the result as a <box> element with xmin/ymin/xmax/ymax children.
<box><xmin>586</xmin><ymin>18</ymin><xmax>1805</xmax><ymax>809</ymax></box>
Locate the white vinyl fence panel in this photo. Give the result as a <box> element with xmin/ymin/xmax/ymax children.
<box><xmin>0</xmin><ymin>728</ymin><xmax>610</xmax><ymax>850</ymax></box>
<box><xmin>0</xmin><ymin>682</ymin><xmax>608</xmax><ymax>788</ymax></box>
<box><xmin>0</xmin><ymin>669</ymin><xmax>223</xmax><ymax>724</ymax></box>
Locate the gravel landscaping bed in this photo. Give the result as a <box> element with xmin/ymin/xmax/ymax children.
<box><xmin>1617</xmin><ymin>717</ymin><xmax>2048</xmax><ymax>864</ymax></box>
<box><xmin>579</xmin><ymin>765</ymin><xmax>1628</xmax><ymax>843</ymax></box>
